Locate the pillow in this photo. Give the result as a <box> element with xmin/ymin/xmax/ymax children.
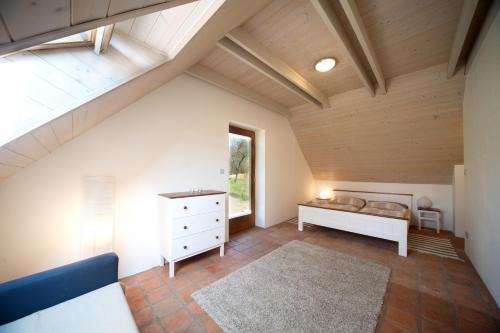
<box><xmin>332</xmin><ymin>196</ymin><xmax>365</xmax><ymax>208</ymax></box>
<box><xmin>328</xmin><ymin>203</ymin><xmax>360</xmax><ymax>212</ymax></box>
<box><xmin>365</xmin><ymin>201</ymin><xmax>407</xmax><ymax>212</ymax></box>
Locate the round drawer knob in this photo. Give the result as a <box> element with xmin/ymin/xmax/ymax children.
<box><xmin>216</xmin><ymin>219</ymin><xmax>219</xmax><ymax>222</ymax></box>
<box><xmin>216</xmin><ymin>201</ymin><xmax>220</xmax><ymax>205</ymax></box>
<box><xmin>183</xmin><ymin>226</ymin><xmax>188</xmax><ymax>230</ymax></box>
<box><xmin>183</xmin><ymin>245</ymin><xmax>188</xmax><ymax>250</ymax></box>
<box><xmin>183</xmin><ymin>206</ymin><xmax>188</xmax><ymax>210</ymax></box>
<box><xmin>215</xmin><ymin>236</ymin><xmax>219</xmax><ymax>240</ymax></box>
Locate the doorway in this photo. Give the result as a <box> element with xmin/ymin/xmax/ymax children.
<box><xmin>228</xmin><ymin>125</ymin><xmax>255</xmax><ymax>234</ymax></box>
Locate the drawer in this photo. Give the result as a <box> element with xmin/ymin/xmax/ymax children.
<box><xmin>172</xmin><ymin>211</ymin><xmax>224</xmax><ymax>239</ymax></box>
<box><xmin>172</xmin><ymin>227</ymin><xmax>224</xmax><ymax>260</ymax></box>
<box><xmin>171</xmin><ymin>194</ymin><xmax>225</xmax><ymax>218</ymax></box>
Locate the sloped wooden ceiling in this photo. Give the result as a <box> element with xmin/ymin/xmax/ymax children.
<box><xmin>289</xmin><ymin>63</ymin><xmax>465</xmax><ymax>184</ymax></box>
<box><xmin>0</xmin><ymin>0</ymin><xmax>275</xmax><ymax>182</ymax></box>
<box><xmin>0</xmin><ymin>0</ymin><xmax>198</xmax><ymax>55</ymax></box>
<box><xmin>0</xmin><ymin>0</ymin><xmax>491</xmax><ymax>185</ymax></box>
<box><xmin>193</xmin><ymin>0</ymin><xmax>484</xmax><ymax>184</ymax></box>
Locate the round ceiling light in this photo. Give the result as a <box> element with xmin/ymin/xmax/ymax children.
<box><xmin>315</xmin><ymin>57</ymin><xmax>336</xmax><ymax>72</ymax></box>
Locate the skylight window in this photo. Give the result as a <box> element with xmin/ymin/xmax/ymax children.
<box><xmin>0</xmin><ymin>23</ymin><xmax>166</xmax><ymax>147</ymax></box>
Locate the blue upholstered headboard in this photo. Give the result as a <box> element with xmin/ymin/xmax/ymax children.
<box><xmin>0</xmin><ymin>252</ymin><xmax>119</xmax><ymax>326</ymax></box>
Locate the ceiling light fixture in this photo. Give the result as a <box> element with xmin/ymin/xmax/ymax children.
<box><xmin>315</xmin><ymin>57</ymin><xmax>336</xmax><ymax>72</ymax></box>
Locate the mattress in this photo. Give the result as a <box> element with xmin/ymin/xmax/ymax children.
<box><xmin>0</xmin><ymin>282</ymin><xmax>138</xmax><ymax>333</ymax></box>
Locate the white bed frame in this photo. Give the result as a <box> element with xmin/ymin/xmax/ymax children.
<box><xmin>298</xmin><ymin>190</ymin><xmax>412</xmax><ymax>256</ymax></box>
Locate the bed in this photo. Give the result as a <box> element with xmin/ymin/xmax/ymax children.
<box><xmin>298</xmin><ymin>190</ymin><xmax>412</xmax><ymax>256</ymax></box>
<box><xmin>0</xmin><ymin>253</ymin><xmax>138</xmax><ymax>333</ymax></box>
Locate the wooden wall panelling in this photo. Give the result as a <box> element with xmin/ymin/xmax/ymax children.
<box><xmin>289</xmin><ymin>64</ymin><xmax>465</xmax><ymax>184</ymax></box>
<box><xmin>0</xmin><ymin>0</ymin><xmax>71</xmax><ymax>41</ymax></box>
<box><xmin>50</xmin><ymin>112</ymin><xmax>73</xmax><ymax>145</ymax></box>
<box><xmin>226</xmin><ymin>27</ymin><xmax>330</xmax><ymax>108</ymax></box>
<box><xmin>447</xmin><ymin>0</ymin><xmax>481</xmax><ymax>78</ymax></box>
<box><xmin>339</xmin><ymin>0</ymin><xmax>385</xmax><ymax>93</ymax></box>
<box><xmin>200</xmin><ymin>47</ymin><xmax>305</xmax><ymax>108</ymax></box>
<box><xmin>4</xmin><ymin>133</ymin><xmax>49</xmax><ymax>160</ymax></box>
<box><xmin>70</xmin><ymin>0</ymin><xmax>111</xmax><ymax>25</ymax></box>
<box><xmin>0</xmin><ymin>0</ymin><xmax>196</xmax><ymax>56</ymax></box>
<box><xmin>186</xmin><ymin>64</ymin><xmax>290</xmax><ymax>115</ymax></box>
<box><xmin>31</xmin><ymin>124</ymin><xmax>60</xmax><ymax>153</ymax></box>
<box><xmin>0</xmin><ymin>148</ymin><xmax>33</xmax><ymax>167</ymax></box>
<box><xmin>310</xmin><ymin>0</ymin><xmax>375</xmax><ymax>96</ymax></box>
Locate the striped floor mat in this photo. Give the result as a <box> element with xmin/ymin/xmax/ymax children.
<box><xmin>285</xmin><ymin>217</ymin><xmax>317</xmax><ymax>230</ymax></box>
<box><xmin>408</xmin><ymin>233</ymin><xmax>463</xmax><ymax>261</ymax></box>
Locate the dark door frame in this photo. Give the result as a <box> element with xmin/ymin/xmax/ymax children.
<box><xmin>228</xmin><ymin>125</ymin><xmax>256</xmax><ymax>235</ymax></box>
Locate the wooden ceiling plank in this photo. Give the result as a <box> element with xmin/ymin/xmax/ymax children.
<box><xmin>32</xmin><ymin>124</ymin><xmax>60</xmax><ymax>153</ymax></box>
<box><xmin>226</xmin><ymin>27</ymin><xmax>330</xmax><ymax>108</ymax></box>
<box><xmin>447</xmin><ymin>0</ymin><xmax>480</xmax><ymax>78</ymax></box>
<box><xmin>0</xmin><ymin>147</ymin><xmax>33</xmax><ymax>167</ymax></box>
<box><xmin>71</xmin><ymin>0</ymin><xmax>111</xmax><ymax>25</ymax></box>
<box><xmin>339</xmin><ymin>0</ymin><xmax>386</xmax><ymax>93</ymax></box>
<box><xmin>186</xmin><ymin>64</ymin><xmax>290</xmax><ymax>116</ymax></box>
<box><xmin>0</xmin><ymin>0</ymin><xmax>196</xmax><ymax>56</ymax></box>
<box><xmin>310</xmin><ymin>0</ymin><xmax>375</xmax><ymax>96</ymax></box>
<box><xmin>217</xmin><ymin>37</ymin><xmax>323</xmax><ymax>108</ymax></box>
<box><xmin>4</xmin><ymin>134</ymin><xmax>49</xmax><ymax>160</ymax></box>
<box><xmin>0</xmin><ymin>0</ymin><xmax>71</xmax><ymax>41</ymax></box>
<box><xmin>108</xmin><ymin>0</ymin><xmax>150</xmax><ymax>16</ymax></box>
<box><xmin>50</xmin><ymin>112</ymin><xmax>73</xmax><ymax>145</ymax></box>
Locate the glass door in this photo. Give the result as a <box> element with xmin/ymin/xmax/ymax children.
<box><xmin>228</xmin><ymin>125</ymin><xmax>255</xmax><ymax>234</ymax></box>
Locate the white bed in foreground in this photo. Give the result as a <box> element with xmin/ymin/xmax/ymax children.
<box><xmin>298</xmin><ymin>190</ymin><xmax>412</xmax><ymax>256</ymax></box>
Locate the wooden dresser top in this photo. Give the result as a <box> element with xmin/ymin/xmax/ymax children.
<box><xmin>159</xmin><ymin>190</ymin><xmax>226</xmax><ymax>199</ymax></box>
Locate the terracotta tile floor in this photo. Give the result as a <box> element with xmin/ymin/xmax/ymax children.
<box><xmin>121</xmin><ymin>222</ymin><xmax>500</xmax><ymax>333</ymax></box>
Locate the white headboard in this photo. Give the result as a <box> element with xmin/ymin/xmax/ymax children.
<box><xmin>333</xmin><ymin>189</ymin><xmax>413</xmax><ymax>212</ymax></box>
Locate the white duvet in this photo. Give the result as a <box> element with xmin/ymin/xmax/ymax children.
<box><xmin>0</xmin><ymin>282</ymin><xmax>138</xmax><ymax>333</ymax></box>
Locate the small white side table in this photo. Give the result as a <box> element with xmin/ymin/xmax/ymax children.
<box><xmin>417</xmin><ymin>208</ymin><xmax>441</xmax><ymax>233</ymax></box>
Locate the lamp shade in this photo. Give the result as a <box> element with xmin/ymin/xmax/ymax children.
<box><xmin>416</xmin><ymin>196</ymin><xmax>432</xmax><ymax>209</ymax></box>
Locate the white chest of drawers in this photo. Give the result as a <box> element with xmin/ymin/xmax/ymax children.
<box><xmin>159</xmin><ymin>190</ymin><xmax>226</xmax><ymax>277</ymax></box>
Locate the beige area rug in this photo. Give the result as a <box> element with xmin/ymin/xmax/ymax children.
<box><xmin>193</xmin><ymin>240</ymin><xmax>390</xmax><ymax>333</ymax></box>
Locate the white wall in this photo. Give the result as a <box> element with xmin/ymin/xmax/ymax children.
<box><xmin>453</xmin><ymin>165</ymin><xmax>465</xmax><ymax>238</ymax></box>
<box><xmin>0</xmin><ymin>74</ymin><xmax>314</xmax><ymax>282</ymax></box>
<box><xmin>463</xmin><ymin>10</ymin><xmax>500</xmax><ymax>306</ymax></box>
<box><xmin>314</xmin><ymin>180</ymin><xmax>453</xmax><ymax>231</ymax></box>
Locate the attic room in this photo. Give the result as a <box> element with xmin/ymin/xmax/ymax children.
<box><xmin>0</xmin><ymin>0</ymin><xmax>499</xmax><ymax>332</ymax></box>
